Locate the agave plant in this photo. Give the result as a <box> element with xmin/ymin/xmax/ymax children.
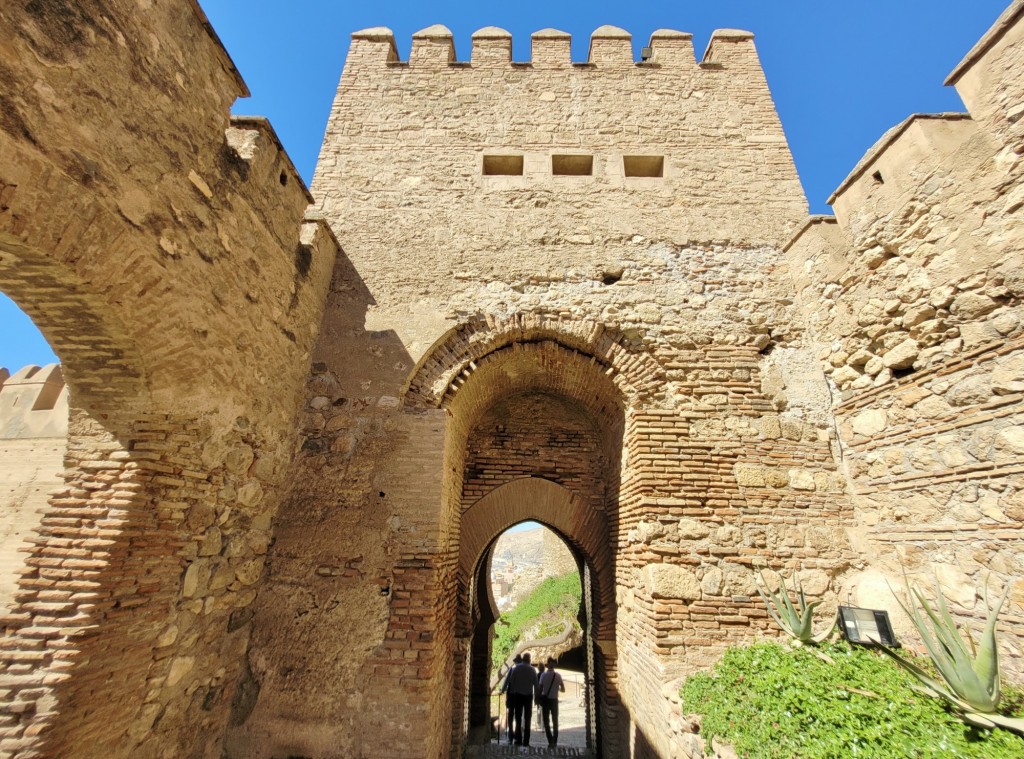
<box><xmin>876</xmin><ymin>574</ymin><xmax>1024</xmax><ymax>735</ymax></box>
<box><xmin>755</xmin><ymin>571</ymin><xmax>833</xmax><ymax>644</ymax></box>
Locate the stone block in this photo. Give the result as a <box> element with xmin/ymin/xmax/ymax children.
<box><xmin>733</xmin><ymin>463</ymin><xmax>765</xmax><ymax>487</ymax></box>
<box><xmin>788</xmin><ymin>469</ymin><xmax>816</xmax><ymax>490</ymax></box>
<box><xmin>933</xmin><ymin>564</ymin><xmax>977</xmax><ymax>608</ymax></box>
<box><xmin>643</xmin><ymin>564</ymin><xmax>701</xmax><ymax>601</ymax></box>
<box><xmin>995</xmin><ymin>426</ymin><xmax>1024</xmax><ymax>455</ymax></box>
<box><xmin>850</xmin><ymin>408</ymin><xmax>887</xmax><ymax>436</ymax></box>
<box><xmin>882</xmin><ymin>338</ymin><xmax>920</xmax><ymax>370</ymax></box>
<box><xmin>678</xmin><ymin>519</ymin><xmax>711</xmax><ymax>540</ymax></box>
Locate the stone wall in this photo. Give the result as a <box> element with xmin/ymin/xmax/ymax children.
<box><xmin>784</xmin><ymin>1</ymin><xmax>1024</xmax><ymax>680</ymax></box>
<box><xmin>0</xmin><ymin>2</ymin><xmax>336</xmax><ymax>756</ymax></box>
<box><xmin>0</xmin><ymin>365</ymin><xmax>68</xmax><ymax>615</ymax></box>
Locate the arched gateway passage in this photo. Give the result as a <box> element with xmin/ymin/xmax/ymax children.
<box><xmin>401</xmin><ymin>315</ymin><xmax>664</xmax><ymax>758</ymax></box>
<box><xmin>460</xmin><ymin>479</ymin><xmax>611</xmax><ymax>752</ymax></box>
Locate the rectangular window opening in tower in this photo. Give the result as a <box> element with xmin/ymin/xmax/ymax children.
<box><xmin>482</xmin><ymin>155</ymin><xmax>524</xmax><ymax>176</ymax></box>
<box><xmin>623</xmin><ymin>155</ymin><xmax>664</xmax><ymax>178</ymax></box>
<box><xmin>552</xmin><ymin>155</ymin><xmax>594</xmax><ymax>176</ymax></box>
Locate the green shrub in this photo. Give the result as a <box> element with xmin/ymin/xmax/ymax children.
<box><xmin>492</xmin><ymin>571</ymin><xmax>581</xmax><ymax>672</ymax></box>
<box><xmin>681</xmin><ymin>641</ymin><xmax>1024</xmax><ymax>758</ymax></box>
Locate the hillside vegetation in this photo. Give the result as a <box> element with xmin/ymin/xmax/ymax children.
<box><xmin>492</xmin><ymin>571</ymin><xmax>582</xmax><ymax>672</ymax></box>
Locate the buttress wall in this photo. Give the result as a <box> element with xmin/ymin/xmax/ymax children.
<box><xmin>784</xmin><ymin>2</ymin><xmax>1024</xmax><ymax>680</ymax></box>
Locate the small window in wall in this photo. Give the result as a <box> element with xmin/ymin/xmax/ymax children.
<box><xmin>482</xmin><ymin>155</ymin><xmax>524</xmax><ymax>176</ymax></box>
<box><xmin>552</xmin><ymin>155</ymin><xmax>593</xmax><ymax>176</ymax></box>
<box><xmin>624</xmin><ymin>155</ymin><xmax>664</xmax><ymax>178</ymax></box>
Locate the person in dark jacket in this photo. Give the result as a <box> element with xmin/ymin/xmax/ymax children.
<box><xmin>499</xmin><ymin>654</ymin><xmax>522</xmax><ymax>743</ymax></box>
<box><xmin>504</xmin><ymin>652</ymin><xmax>539</xmax><ymax>745</ymax></box>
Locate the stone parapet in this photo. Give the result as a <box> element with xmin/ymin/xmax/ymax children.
<box><xmin>946</xmin><ymin>1</ymin><xmax>1024</xmax><ymax>153</ymax></box>
<box><xmin>345</xmin><ymin>25</ymin><xmax>763</xmax><ymax>70</ymax></box>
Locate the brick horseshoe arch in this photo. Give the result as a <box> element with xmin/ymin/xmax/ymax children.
<box><xmin>459</xmin><ymin>477</ymin><xmax>614</xmax><ymax>639</ymax></box>
<box><xmin>402</xmin><ymin>312</ymin><xmax>665</xmax><ymax>411</ymax></box>
<box><xmin>0</xmin><ymin>237</ymin><xmax>151</xmax><ymax>414</ymax></box>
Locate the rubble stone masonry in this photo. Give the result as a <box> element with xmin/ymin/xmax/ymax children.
<box><xmin>0</xmin><ymin>2</ymin><xmax>1021</xmax><ymax>759</ymax></box>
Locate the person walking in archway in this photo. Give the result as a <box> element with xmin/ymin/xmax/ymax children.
<box><xmin>534</xmin><ymin>660</ymin><xmax>546</xmax><ymax>726</ymax></box>
<box><xmin>505</xmin><ymin>652</ymin><xmax>538</xmax><ymax>746</ymax></box>
<box><xmin>500</xmin><ymin>654</ymin><xmax>522</xmax><ymax>744</ymax></box>
<box><xmin>538</xmin><ymin>657</ymin><xmax>565</xmax><ymax>748</ymax></box>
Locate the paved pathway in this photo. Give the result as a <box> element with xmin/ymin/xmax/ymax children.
<box><xmin>469</xmin><ymin>670</ymin><xmax>593</xmax><ymax>758</ymax></box>
<box><xmin>465</xmin><ymin>747</ymin><xmax>592</xmax><ymax>757</ymax></box>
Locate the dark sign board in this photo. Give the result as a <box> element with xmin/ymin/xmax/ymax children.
<box><xmin>838</xmin><ymin>606</ymin><xmax>898</xmax><ymax>647</ymax></box>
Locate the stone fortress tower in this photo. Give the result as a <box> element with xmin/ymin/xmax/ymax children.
<box><xmin>0</xmin><ymin>2</ymin><xmax>1021</xmax><ymax>759</ymax></box>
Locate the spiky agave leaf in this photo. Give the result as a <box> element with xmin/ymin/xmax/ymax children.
<box><xmin>755</xmin><ymin>571</ymin><xmax>833</xmax><ymax>644</ymax></box>
<box><xmin>914</xmin><ymin>585</ymin><xmax>992</xmax><ymax>709</ymax></box>
<box><xmin>881</xmin><ymin>571</ymin><xmax>1022</xmax><ymax>735</ymax></box>
<box><xmin>885</xmin><ymin>572</ymin><xmax>992</xmax><ymax>711</ymax></box>
<box><xmin>793</xmin><ymin>573</ymin><xmax>834</xmax><ymax>643</ymax></box>
<box><xmin>987</xmin><ymin>713</ymin><xmax>1024</xmax><ymax>736</ymax></box>
<box><xmin>755</xmin><ymin>572</ymin><xmax>800</xmax><ymax>637</ymax></box>
<box><xmin>973</xmin><ymin>581</ymin><xmax>1009</xmax><ymax>706</ymax></box>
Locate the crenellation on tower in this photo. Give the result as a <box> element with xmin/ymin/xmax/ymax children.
<box><xmin>530</xmin><ymin>28</ymin><xmax>573</xmax><ymax>68</ymax></box>
<box><xmin>587</xmin><ymin>25</ymin><xmax>633</xmax><ymax>67</ymax></box>
<box><xmin>348</xmin><ymin>26</ymin><xmax>399</xmax><ymax>66</ymax></box>
<box><xmin>647</xmin><ymin>29</ymin><xmax>696</xmax><ymax>67</ymax></box>
<box><xmin>470</xmin><ymin>26</ymin><xmax>512</xmax><ymax>66</ymax></box>
<box><xmin>410</xmin><ymin>24</ymin><xmax>457</xmax><ymax>68</ymax></box>
<box><xmin>700</xmin><ymin>28</ymin><xmax>758</xmax><ymax>69</ymax></box>
<box><xmin>343</xmin><ymin>26</ymin><xmax>778</xmax><ymax>71</ymax></box>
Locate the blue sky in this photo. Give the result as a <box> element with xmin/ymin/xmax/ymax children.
<box><xmin>0</xmin><ymin>0</ymin><xmax>1010</xmax><ymax>372</ymax></box>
